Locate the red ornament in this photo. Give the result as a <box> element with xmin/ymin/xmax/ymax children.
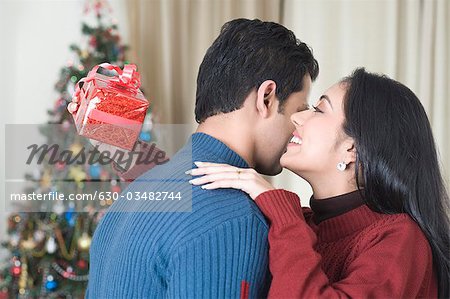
<box><xmin>0</xmin><ymin>288</ymin><xmax>8</xmax><ymax>299</ymax></box>
<box><xmin>62</xmin><ymin>271</ymin><xmax>73</xmax><ymax>278</ymax></box>
<box><xmin>89</xmin><ymin>36</ymin><xmax>97</xmax><ymax>48</ymax></box>
<box><xmin>56</xmin><ymin>162</ymin><xmax>65</xmax><ymax>171</ymax></box>
<box><xmin>111</xmin><ymin>185</ymin><xmax>121</xmax><ymax>193</ymax></box>
<box><xmin>99</xmin><ymin>170</ymin><xmax>109</xmax><ymax>181</ymax></box>
<box><xmin>95</xmin><ymin>2</ymin><xmax>102</xmax><ymax>12</ymax></box>
<box><xmin>77</xmin><ymin>259</ymin><xmax>87</xmax><ymax>269</ymax></box>
<box><xmin>11</xmin><ymin>266</ymin><xmax>21</xmax><ymax>277</ymax></box>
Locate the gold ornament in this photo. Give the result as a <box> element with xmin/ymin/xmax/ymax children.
<box><xmin>70</xmin><ymin>143</ymin><xmax>84</xmax><ymax>155</ymax></box>
<box><xmin>40</xmin><ymin>170</ymin><xmax>52</xmax><ymax>189</ymax></box>
<box><xmin>18</xmin><ymin>258</ymin><xmax>28</xmax><ymax>289</ymax></box>
<box><xmin>21</xmin><ymin>238</ymin><xmax>36</xmax><ymax>250</ymax></box>
<box><xmin>68</xmin><ymin>166</ymin><xmax>87</xmax><ymax>183</ymax></box>
<box><xmin>81</xmin><ymin>50</ymin><xmax>89</xmax><ymax>59</ymax></box>
<box><xmin>77</xmin><ymin>232</ymin><xmax>92</xmax><ymax>251</ymax></box>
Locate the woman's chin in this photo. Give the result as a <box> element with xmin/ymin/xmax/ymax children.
<box><xmin>280</xmin><ymin>153</ymin><xmax>289</xmax><ymax>168</ymax></box>
<box><xmin>280</xmin><ymin>155</ymin><xmax>296</xmax><ymax>171</ymax></box>
<box><xmin>281</xmin><ymin>148</ymin><xmax>297</xmax><ymax>164</ymax></box>
<box><xmin>280</xmin><ymin>155</ymin><xmax>305</xmax><ymax>177</ymax></box>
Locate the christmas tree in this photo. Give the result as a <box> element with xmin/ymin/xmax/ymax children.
<box><xmin>0</xmin><ymin>1</ymin><xmax>155</xmax><ymax>297</ymax></box>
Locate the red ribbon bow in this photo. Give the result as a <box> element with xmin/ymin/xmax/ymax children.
<box><xmin>74</xmin><ymin>63</ymin><xmax>141</xmax><ymax>97</ymax></box>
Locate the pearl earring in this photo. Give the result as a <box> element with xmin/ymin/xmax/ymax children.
<box><xmin>337</xmin><ymin>162</ymin><xmax>347</xmax><ymax>171</ymax></box>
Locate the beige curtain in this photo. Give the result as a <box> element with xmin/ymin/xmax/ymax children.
<box><xmin>396</xmin><ymin>0</ymin><xmax>449</xmax><ymax>183</ymax></box>
<box><xmin>126</xmin><ymin>0</ymin><xmax>281</xmax><ymax>127</ymax></box>
<box><xmin>273</xmin><ymin>0</ymin><xmax>450</xmax><ymax>204</ymax></box>
<box><xmin>125</xmin><ymin>0</ymin><xmax>449</xmax><ymax>203</ymax></box>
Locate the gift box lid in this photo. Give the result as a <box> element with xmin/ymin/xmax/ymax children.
<box><xmin>80</xmin><ymin>72</ymin><xmax>149</xmax><ymax>120</ymax></box>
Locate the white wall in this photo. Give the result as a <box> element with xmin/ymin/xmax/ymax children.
<box><xmin>273</xmin><ymin>0</ymin><xmax>399</xmax><ymax>205</ymax></box>
<box><xmin>0</xmin><ymin>0</ymin><xmax>129</xmax><ymax>257</ymax></box>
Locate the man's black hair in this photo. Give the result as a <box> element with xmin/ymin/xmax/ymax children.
<box><xmin>195</xmin><ymin>18</ymin><xmax>319</xmax><ymax>123</ymax></box>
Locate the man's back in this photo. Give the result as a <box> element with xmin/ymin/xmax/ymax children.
<box><xmin>87</xmin><ymin>133</ymin><xmax>270</xmax><ymax>298</ymax></box>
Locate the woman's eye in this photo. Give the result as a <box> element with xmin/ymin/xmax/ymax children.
<box><xmin>312</xmin><ymin>105</ymin><xmax>323</xmax><ymax>113</ymax></box>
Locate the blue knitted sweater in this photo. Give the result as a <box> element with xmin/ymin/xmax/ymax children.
<box><xmin>86</xmin><ymin>133</ymin><xmax>270</xmax><ymax>298</ymax></box>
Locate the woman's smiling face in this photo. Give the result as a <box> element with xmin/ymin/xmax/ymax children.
<box><xmin>280</xmin><ymin>82</ymin><xmax>352</xmax><ymax>180</ymax></box>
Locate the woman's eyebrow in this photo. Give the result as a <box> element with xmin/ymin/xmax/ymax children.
<box><xmin>319</xmin><ymin>95</ymin><xmax>333</xmax><ymax>110</ymax></box>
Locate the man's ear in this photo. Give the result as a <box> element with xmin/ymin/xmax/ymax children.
<box><xmin>256</xmin><ymin>80</ymin><xmax>277</xmax><ymax>118</ymax></box>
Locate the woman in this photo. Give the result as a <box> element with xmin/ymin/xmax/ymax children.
<box><xmin>187</xmin><ymin>68</ymin><xmax>450</xmax><ymax>298</ymax></box>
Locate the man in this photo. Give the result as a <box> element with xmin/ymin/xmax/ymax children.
<box><xmin>70</xmin><ymin>18</ymin><xmax>318</xmax><ymax>298</ymax></box>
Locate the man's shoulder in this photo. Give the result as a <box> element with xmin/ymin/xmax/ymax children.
<box><xmin>192</xmin><ymin>187</ymin><xmax>268</xmax><ymax>224</ymax></box>
<box><xmin>163</xmin><ymin>188</ymin><xmax>268</xmax><ymax>249</ymax></box>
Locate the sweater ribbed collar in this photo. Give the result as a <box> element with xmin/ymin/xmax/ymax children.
<box><xmin>190</xmin><ymin>132</ymin><xmax>249</xmax><ymax>168</ymax></box>
<box><xmin>309</xmin><ymin>190</ymin><xmax>386</xmax><ymax>242</ymax></box>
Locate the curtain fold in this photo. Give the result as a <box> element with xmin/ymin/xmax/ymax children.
<box><xmin>126</xmin><ymin>0</ymin><xmax>281</xmax><ymax>127</ymax></box>
<box><xmin>125</xmin><ymin>0</ymin><xmax>449</xmax><ymax>200</ymax></box>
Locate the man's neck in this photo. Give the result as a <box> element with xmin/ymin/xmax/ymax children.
<box><xmin>196</xmin><ymin>117</ymin><xmax>255</xmax><ymax>167</ymax></box>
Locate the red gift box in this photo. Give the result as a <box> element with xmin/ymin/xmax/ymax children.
<box><xmin>73</xmin><ymin>63</ymin><xmax>149</xmax><ymax>151</ymax></box>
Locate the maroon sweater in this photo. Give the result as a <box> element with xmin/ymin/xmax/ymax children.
<box><xmin>255</xmin><ymin>189</ymin><xmax>438</xmax><ymax>298</ymax></box>
<box><xmin>113</xmin><ymin>144</ymin><xmax>438</xmax><ymax>298</ymax></box>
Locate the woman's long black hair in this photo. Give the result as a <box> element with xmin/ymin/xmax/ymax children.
<box><xmin>342</xmin><ymin>68</ymin><xmax>450</xmax><ymax>298</ymax></box>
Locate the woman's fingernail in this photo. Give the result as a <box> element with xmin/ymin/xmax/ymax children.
<box><xmin>185</xmin><ymin>169</ymin><xmax>192</xmax><ymax>175</ymax></box>
<box><xmin>194</xmin><ymin>161</ymin><xmax>203</xmax><ymax>166</ymax></box>
<box><xmin>188</xmin><ymin>180</ymin><xmax>193</xmax><ymax>184</ymax></box>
